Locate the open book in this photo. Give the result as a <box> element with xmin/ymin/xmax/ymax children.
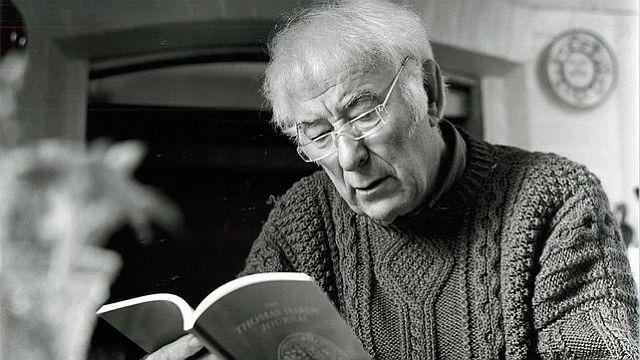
<box><xmin>97</xmin><ymin>272</ymin><xmax>369</xmax><ymax>359</ymax></box>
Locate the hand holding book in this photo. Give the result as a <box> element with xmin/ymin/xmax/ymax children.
<box><xmin>98</xmin><ymin>272</ymin><xmax>370</xmax><ymax>360</ymax></box>
<box><xmin>144</xmin><ymin>334</ymin><xmax>216</xmax><ymax>360</ymax></box>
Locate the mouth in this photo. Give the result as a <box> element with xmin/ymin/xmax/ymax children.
<box><xmin>355</xmin><ymin>177</ymin><xmax>388</xmax><ymax>192</ymax></box>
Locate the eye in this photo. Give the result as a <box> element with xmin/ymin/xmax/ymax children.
<box><xmin>312</xmin><ymin>133</ymin><xmax>333</xmax><ymax>149</ymax></box>
<box><xmin>351</xmin><ymin>109</ymin><xmax>379</xmax><ymax>131</ymax></box>
<box><xmin>358</xmin><ymin>109</ymin><xmax>378</xmax><ymax>123</ymax></box>
<box><xmin>346</xmin><ymin>93</ymin><xmax>377</xmax><ymax>117</ymax></box>
<box><xmin>300</xmin><ymin>120</ymin><xmax>333</xmax><ymax>142</ymax></box>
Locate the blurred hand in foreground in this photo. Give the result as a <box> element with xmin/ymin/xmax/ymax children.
<box><xmin>145</xmin><ymin>335</ymin><xmax>222</xmax><ymax>360</ymax></box>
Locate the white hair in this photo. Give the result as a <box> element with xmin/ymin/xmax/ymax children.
<box><xmin>263</xmin><ymin>0</ymin><xmax>434</xmax><ymax>139</ymax></box>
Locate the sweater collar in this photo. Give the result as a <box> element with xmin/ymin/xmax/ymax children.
<box><xmin>426</xmin><ymin>120</ymin><xmax>467</xmax><ymax>208</ymax></box>
<box><xmin>430</xmin><ymin>122</ymin><xmax>496</xmax><ymax>211</ymax></box>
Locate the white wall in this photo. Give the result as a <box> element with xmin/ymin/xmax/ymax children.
<box><xmin>412</xmin><ymin>0</ymin><xmax>638</xmax><ymax>246</ymax></box>
<box><xmin>525</xmin><ymin>10</ymin><xmax>638</xmax><ymax>239</ymax></box>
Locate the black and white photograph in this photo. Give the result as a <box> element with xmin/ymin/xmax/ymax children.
<box><xmin>1</xmin><ymin>0</ymin><xmax>638</xmax><ymax>359</ymax></box>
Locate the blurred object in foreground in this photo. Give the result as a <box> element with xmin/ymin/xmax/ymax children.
<box><xmin>614</xmin><ymin>203</ymin><xmax>634</xmax><ymax>249</ymax></box>
<box><xmin>0</xmin><ymin>0</ymin><xmax>28</xmax><ymax>57</ymax></box>
<box><xmin>0</xmin><ymin>50</ymin><xmax>25</xmax><ymax>148</ymax></box>
<box><xmin>0</xmin><ymin>139</ymin><xmax>181</xmax><ymax>360</ymax></box>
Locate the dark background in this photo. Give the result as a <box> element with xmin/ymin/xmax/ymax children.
<box><xmin>86</xmin><ymin>104</ymin><xmax>316</xmax><ymax>358</ymax></box>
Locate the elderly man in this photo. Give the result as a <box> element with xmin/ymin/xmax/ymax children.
<box><xmin>149</xmin><ymin>0</ymin><xmax>638</xmax><ymax>359</ymax></box>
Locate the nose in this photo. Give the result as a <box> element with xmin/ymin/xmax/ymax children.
<box><xmin>336</xmin><ymin>134</ymin><xmax>369</xmax><ymax>171</ymax></box>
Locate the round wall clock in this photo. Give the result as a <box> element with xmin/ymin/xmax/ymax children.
<box><xmin>543</xmin><ymin>29</ymin><xmax>617</xmax><ymax>109</ymax></box>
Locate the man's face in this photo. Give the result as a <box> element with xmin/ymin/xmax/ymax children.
<box><xmin>291</xmin><ymin>64</ymin><xmax>444</xmax><ymax>224</ymax></box>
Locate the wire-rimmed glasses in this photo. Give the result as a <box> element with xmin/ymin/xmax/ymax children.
<box><xmin>296</xmin><ymin>57</ymin><xmax>410</xmax><ymax>163</ymax></box>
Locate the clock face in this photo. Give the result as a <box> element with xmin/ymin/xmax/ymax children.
<box><xmin>544</xmin><ymin>30</ymin><xmax>617</xmax><ymax>109</ymax></box>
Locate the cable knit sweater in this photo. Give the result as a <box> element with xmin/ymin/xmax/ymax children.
<box><xmin>239</xmin><ymin>130</ymin><xmax>638</xmax><ymax>359</ymax></box>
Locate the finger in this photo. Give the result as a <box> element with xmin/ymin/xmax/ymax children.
<box><xmin>196</xmin><ymin>354</ymin><xmax>221</xmax><ymax>360</ymax></box>
<box><xmin>193</xmin><ymin>346</ymin><xmax>230</xmax><ymax>360</ymax></box>
<box><xmin>145</xmin><ymin>334</ymin><xmax>203</xmax><ymax>360</ymax></box>
<box><xmin>195</xmin><ymin>348</ymin><xmax>227</xmax><ymax>360</ymax></box>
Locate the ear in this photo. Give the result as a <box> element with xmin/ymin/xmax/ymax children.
<box><xmin>423</xmin><ymin>59</ymin><xmax>445</xmax><ymax>126</ymax></box>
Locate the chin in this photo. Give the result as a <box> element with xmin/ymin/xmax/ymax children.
<box><xmin>344</xmin><ymin>191</ymin><xmax>409</xmax><ymax>225</ymax></box>
<box><xmin>360</xmin><ymin>202</ymin><xmax>404</xmax><ymax>225</ymax></box>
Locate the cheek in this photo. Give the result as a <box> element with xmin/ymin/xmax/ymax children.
<box><xmin>321</xmin><ymin>162</ymin><xmax>364</xmax><ymax>212</ymax></box>
<box><xmin>375</xmin><ymin>104</ymin><xmax>418</xmax><ymax>155</ymax></box>
<box><xmin>321</xmin><ymin>163</ymin><xmax>349</xmax><ymax>194</ymax></box>
<box><xmin>375</xmin><ymin>120</ymin><xmax>431</xmax><ymax>192</ymax></box>
<box><xmin>374</xmin><ymin>121</ymin><xmax>419</xmax><ymax>172</ymax></box>
<box><xmin>381</xmin><ymin>114</ymin><xmax>410</xmax><ymax>147</ymax></box>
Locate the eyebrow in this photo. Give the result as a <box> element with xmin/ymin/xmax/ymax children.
<box><xmin>296</xmin><ymin>89</ymin><xmax>380</xmax><ymax>128</ymax></box>
<box><xmin>297</xmin><ymin>118</ymin><xmax>323</xmax><ymax>127</ymax></box>
<box><xmin>344</xmin><ymin>90</ymin><xmax>378</xmax><ymax>109</ymax></box>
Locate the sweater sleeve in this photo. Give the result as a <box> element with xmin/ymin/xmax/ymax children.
<box><xmin>533</xmin><ymin>171</ymin><xmax>638</xmax><ymax>359</ymax></box>
<box><xmin>238</xmin><ymin>216</ymin><xmax>293</xmax><ymax>277</ymax></box>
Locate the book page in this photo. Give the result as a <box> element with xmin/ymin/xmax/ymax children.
<box><xmin>191</xmin><ymin>272</ymin><xmax>313</xmax><ymax>325</ymax></box>
<box><xmin>97</xmin><ymin>294</ymin><xmax>194</xmax><ymax>353</ymax></box>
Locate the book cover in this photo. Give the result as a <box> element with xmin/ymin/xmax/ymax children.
<box><xmin>97</xmin><ymin>272</ymin><xmax>370</xmax><ymax>359</ymax></box>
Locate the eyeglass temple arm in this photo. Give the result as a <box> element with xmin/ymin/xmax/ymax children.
<box><xmin>382</xmin><ymin>57</ymin><xmax>410</xmax><ymax>106</ymax></box>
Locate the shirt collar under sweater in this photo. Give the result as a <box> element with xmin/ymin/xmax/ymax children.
<box><xmin>426</xmin><ymin>119</ymin><xmax>467</xmax><ymax>209</ymax></box>
<box><xmin>392</xmin><ymin>120</ymin><xmax>497</xmax><ymax>228</ymax></box>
